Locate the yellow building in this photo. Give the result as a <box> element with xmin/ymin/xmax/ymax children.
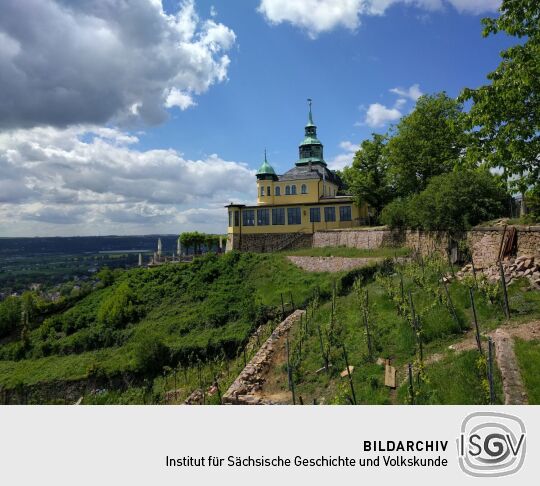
<box><xmin>226</xmin><ymin>101</ymin><xmax>368</xmax><ymax>251</ymax></box>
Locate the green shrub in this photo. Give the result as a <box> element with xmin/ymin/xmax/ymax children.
<box><xmin>380</xmin><ymin>199</ymin><xmax>410</xmax><ymax>228</ymax></box>
<box><xmin>97</xmin><ymin>281</ymin><xmax>138</xmax><ymax>328</ymax></box>
<box><xmin>382</xmin><ymin>170</ymin><xmax>508</xmax><ymax>232</ymax></box>
<box><xmin>0</xmin><ymin>296</ymin><xmax>21</xmax><ymax>338</ymax></box>
<box><xmin>133</xmin><ymin>333</ymin><xmax>170</xmax><ymax>376</ymax></box>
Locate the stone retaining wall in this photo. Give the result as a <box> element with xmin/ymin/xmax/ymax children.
<box><xmin>314</xmin><ymin>226</ymin><xmax>539</xmax><ymax>267</ymax></box>
<box><xmin>312</xmin><ymin>229</ymin><xmax>394</xmax><ymax>249</ymax></box>
<box><xmin>222</xmin><ymin>310</ymin><xmax>305</xmax><ymax>405</ymax></box>
<box><xmin>468</xmin><ymin>226</ymin><xmax>540</xmax><ymax>268</ymax></box>
<box><xmin>313</xmin><ymin>228</ymin><xmax>456</xmax><ymax>257</ymax></box>
<box><xmin>226</xmin><ymin>232</ymin><xmax>313</xmax><ymax>253</ymax></box>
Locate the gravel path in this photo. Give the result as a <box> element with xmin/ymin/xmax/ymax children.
<box><xmin>493</xmin><ymin>329</ymin><xmax>528</xmax><ymax>405</ymax></box>
<box><xmin>287</xmin><ymin>256</ymin><xmax>381</xmax><ymax>273</ymax></box>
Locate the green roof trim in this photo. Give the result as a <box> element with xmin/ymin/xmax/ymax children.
<box><xmin>300</xmin><ymin>136</ymin><xmax>322</xmax><ymax>146</ymax></box>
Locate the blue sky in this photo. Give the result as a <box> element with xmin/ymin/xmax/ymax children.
<box><xmin>149</xmin><ymin>0</ymin><xmax>511</xmax><ymax>173</ymax></box>
<box><xmin>0</xmin><ymin>0</ymin><xmax>510</xmax><ymax>236</ymax></box>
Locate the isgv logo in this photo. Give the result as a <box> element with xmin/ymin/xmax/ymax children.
<box><xmin>457</xmin><ymin>412</ymin><xmax>526</xmax><ymax>477</ymax></box>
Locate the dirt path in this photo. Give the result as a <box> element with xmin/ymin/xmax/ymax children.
<box><xmin>493</xmin><ymin>329</ymin><xmax>528</xmax><ymax>405</ymax></box>
<box><xmin>287</xmin><ymin>256</ymin><xmax>382</xmax><ymax>273</ymax></box>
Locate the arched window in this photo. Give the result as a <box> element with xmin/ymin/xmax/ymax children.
<box><xmin>275</xmin><ymin>186</ymin><xmax>281</xmax><ymax>196</ymax></box>
<box><xmin>260</xmin><ymin>186</ymin><xmax>265</xmax><ymax>197</ymax></box>
<box><xmin>301</xmin><ymin>184</ymin><xmax>307</xmax><ymax>194</ymax></box>
<box><xmin>285</xmin><ymin>185</ymin><xmax>291</xmax><ymax>195</ymax></box>
<box><xmin>291</xmin><ymin>185</ymin><xmax>297</xmax><ymax>195</ymax></box>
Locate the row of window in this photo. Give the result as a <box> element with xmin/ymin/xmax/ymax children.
<box><xmin>229</xmin><ymin>206</ymin><xmax>352</xmax><ymax>227</ymax></box>
<box><xmin>260</xmin><ymin>184</ymin><xmax>308</xmax><ymax>197</ymax></box>
<box><xmin>260</xmin><ymin>184</ymin><xmax>338</xmax><ymax>197</ymax></box>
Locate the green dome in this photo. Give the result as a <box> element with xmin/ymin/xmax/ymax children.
<box><xmin>256</xmin><ymin>150</ymin><xmax>276</xmax><ymax>176</ymax></box>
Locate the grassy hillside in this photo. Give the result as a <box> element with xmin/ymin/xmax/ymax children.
<box><xmin>0</xmin><ymin>252</ymin><xmax>344</xmax><ymax>400</ymax></box>
<box><xmin>274</xmin><ymin>258</ymin><xmax>539</xmax><ymax>405</ymax></box>
<box><xmin>1</xmin><ymin>250</ymin><xmax>538</xmax><ymax>405</ymax></box>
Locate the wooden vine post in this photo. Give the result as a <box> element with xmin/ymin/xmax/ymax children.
<box><xmin>342</xmin><ymin>344</ymin><xmax>357</xmax><ymax>405</ymax></box>
<box><xmin>286</xmin><ymin>337</ymin><xmax>296</xmax><ymax>405</ymax></box>
<box><xmin>498</xmin><ymin>261</ymin><xmax>511</xmax><ymax>320</ymax></box>
<box><xmin>487</xmin><ymin>337</ymin><xmax>495</xmax><ymax>405</ymax></box>
<box><xmin>317</xmin><ymin>324</ymin><xmax>329</xmax><ymax>372</ymax></box>
<box><xmin>469</xmin><ymin>288</ymin><xmax>483</xmax><ymax>355</ymax></box>
<box><xmin>442</xmin><ymin>278</ymin><xmax>460</xmax><ymax>329</ymax></box>
<box><xmin>408</xmin><ymin>363</ymin><xmax>414</xmax><ymax>405</ymax></box>
<box><xmin>363</xmin><ymin>289</ymin><xmax>373</xmax><ymax>361</ymax></box>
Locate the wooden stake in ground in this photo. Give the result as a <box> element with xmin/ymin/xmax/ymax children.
<box><xmin>442</xmin><ymin>278</ymin><xmax>460</xmax><ymax>329</ymax></box>
<box><xmin>286</xmin><ymin>337</ymin><xmax>296</xmax><ymax>405</ymax></box>
<box><xmin>362</xmin><ymin>290</ymin><xmax>373</xmax><ymax>361</ymax></box>
<box><xmin>408</xmin><ymin>363</ymin><xmax>414</xmax><ymax>405</ymax></box>
<box><xmin>214</xmin><ymin>375</ymin><xmax>222</xmax><ymax>404</ymax></box>
<box><xmin>399</xmin><ymin>273</ymin><xmax>405</xmax><ymax>314</ymax></box>
<box><xmin>280</xmin><ymin>293</ymin><xmax>285</xmax><ymax>319</ymax></box>
<box><xmin>498</xmin><ymin>261</ymin><xmax>511</xmax><ymax>320</ymax></box>
<box><xmin>317</xmin><ymin>324</ymin><xmax>329</xmax><ymax>372</ymax></box>
<box><xmin>487</xmin><ymin>337</ymin><xmax>495</xmax><ymax>405</ymax></box>
<box><xmin>469</xmin><ymin>287</ymin><xmax>483</xmax><ymax>355</ymax></box>
<box><xmin>471</xmin><ymin>259</ymin><xmax>478</xmax><ymax>286</ymax></box>
<box><xmin>342</xmin><ymin>344</ymin><xmax>357</xmax><ymax>405</ymax></box>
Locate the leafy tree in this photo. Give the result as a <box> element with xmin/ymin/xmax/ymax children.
<box><xmin>342</xmin><ymin>134</ymin><xmax>393</xmax><ymax>221</ymax></box>
<box><xmin>382</xmin><ymin>170</ymin><xmax>508</xmax><ymax>234</ymax></box>
<box><xmin>133</xmin><ymin>333</ymin><xmax>170</xmax><ymax>376</ymax></box>
<box><xmin>179</xmin><ymin>232</ymin><xmax>220</xmax><ymax>254</ymax></box>
<box><xmin>97</xmin><ymin>266</ymin><xmax>114</xmax><ymax>287</ymax></box>
<box><xmin>380</xmin><ymin>199</ymin><xmax>410</xmax><ymax>229</ymax></box>
<box><xmin>97</xmin><ymin>280</ymin><xmax>137</xmax><ymax>328</ymax></box>
<box><xmin>0</xmin><ymin>296</ymin><xmax>21</xmax><ymax>338</ymax></box>
<box><xmin>460</xmin><ymin>0</ymin><xmax>540</xmax><ymax>197</ymax></box>
<box><xmin>386</xmin><ymin>93</ymin><xmax>468</xmax><ymax>196</ymax></box>
<box><xmin>525</xmin><ymin>185</ymin><xmax>540</xmax><ymax>221</ymax></box>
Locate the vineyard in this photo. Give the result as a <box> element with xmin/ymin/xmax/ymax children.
<box><xmin>0</xmin><ymin>249</ymin><xmax>539</xmax><ymax>405</ymax></box>
<box><xmin>238</xmin><ymin>252</ymin><xmax>539</xmax><ymax>406</ymax></box>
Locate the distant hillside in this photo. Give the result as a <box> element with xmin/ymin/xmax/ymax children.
<box><xmin>0</xmin><ymin>235</ymin><xmax>180</xmax><ymax>256</ymax></box>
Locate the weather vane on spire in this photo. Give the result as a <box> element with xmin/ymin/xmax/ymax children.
<box><xmin>307</xmin><ymin>98</ymin><xmax>313</xmax><ymax>124</ymax></box>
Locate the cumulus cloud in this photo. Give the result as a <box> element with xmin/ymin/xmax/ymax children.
<box><xmin>362</xmin><ymin>83</ymin><xmax>423</xmax><ymax>127</ymax></box>
<box><xmin>0</xmin><ymin>0</ymin><xmax>236</xmax><ymax>129</ymax></box>
<box><xmin>328</xmin><ymin>141</ymin><xmax>360</xmax><ymax>170</ymax></box>
<box><xmin>390</xmin><ymin>83</ymin><xmax>423</xmax><ymax>101</ymax></box>
<box><xmin>0</xmin><ymin>126</ymin><xmax>255</xmax><ymax>235</ymax></box>
<box><xmin>257</xmin><ymin>0</ymin><xmax>500</xmax><ymax>37</ymax></box>
<box><xmin>365</xmin><ymin>103</ymin><xmax>402</xmax><ymax>127</ymax></box>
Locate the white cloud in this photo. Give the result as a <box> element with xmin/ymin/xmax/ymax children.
<box><xmin>329</xmin><ymin>141</ymin><xmax>360</xmax><ymax>170</ymax></box>
<box><xmin>390</xmin><ymin>83</ymin><xmax>424</xmax><ymax>101</ymax></box>
<box><xmin>0</xmin><ymin>126</ymin><xmax>255</xmax><ymax>236</ymax></box>
<box><xmin>257</xmin><ymin>0</ymin><xmax>500</xmax><ymax>37</ymax></box>
<box><xmin>365</xmin><ymin>103</ymin><xmax>402</xmax><ymax>127</ymax></box>
<box><xmin>165</xmin><ymin>89</ymin><xmax>196</xmax><ymax>111</ymax></box>
<box><xmin>0</xmin><ymin>0</ymin><xmax>236</xmax><ymax>129</ymax></box>
<box><xmin>361</xmin><ymin>83</ymin><xmax>423</xmax><ymax>127</ymax></box>
<box><xmin>447</xmin><ymin>0</ymin><xmax>501</xmax><ymax>14</ymax></box>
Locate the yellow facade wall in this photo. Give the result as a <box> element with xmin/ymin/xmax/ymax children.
<box><xmin>227</xmin><ymin>200</ymin><xmax>368</xmax><ymax>235</ymax></box>
<box><xmin>256</xmin><ymin>178</ymin><xmax>338</xmax><ymax>206</ymax></box>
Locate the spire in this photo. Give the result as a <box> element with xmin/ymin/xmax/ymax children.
<box><xmin>297</xmin><ymin>98</ymin><xmax>325</xmax><ymax>166</ymax></box>
<box><xmin>256</xmin><ymin>149</ymin><xmax>277</xmax><ymax>179</ymax></box>
<box><xmin>307</xmin><ymin>98</ymin><xmax>314</xmax><ymax>126</ymax></box>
